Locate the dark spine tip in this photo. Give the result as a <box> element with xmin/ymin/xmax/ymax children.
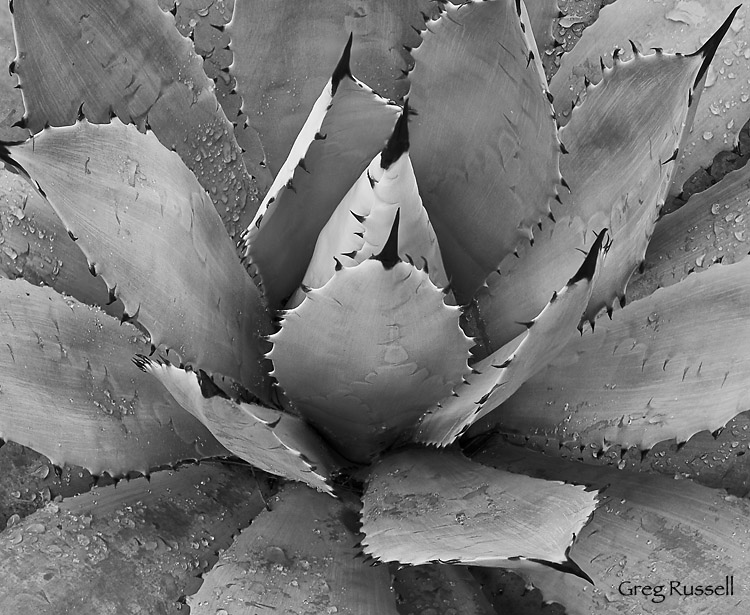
<box><xmin>690</xmin><ymin>5</ymin><xmax>742</xmax><ymax>89</ymax></box>
<box><xmin>568</xmin><ymin>228</ymin><xmax>608</xmax><ymax>285</ymax></box>
<box><xmin>380</xmin><ymin>101</ymin><xmax>410</xmax><ymax>169</ymax></box>
<box><xmin>331</xmin><ymin>33</ymin><xmax>354</xmax><ymax>95</ymax></box>
<box><xmin>629</xmin><ymin>39</ymin><xmax>639</xmax><ymax>54</ymax></box>
<box><xmin>372</xmin><ymin>209</ymin><xmax>401</xmax><ymax>270</ymax></box>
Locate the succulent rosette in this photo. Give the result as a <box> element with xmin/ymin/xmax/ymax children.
<box><xmin>0</xmin><ymin>1</ymin><xmax>748</xmax><ymax>613</ymax></box>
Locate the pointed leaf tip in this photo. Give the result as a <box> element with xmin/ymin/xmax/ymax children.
<box><xmin>568</xmin><ymin>228</ymin><xmax>608</xmax><ymax>286</ymax></box>
<box><xmin>372</xmin><ymin>209</ymin><xmax>401</xmax><ymax>269</ymax></box>
<box><xmin>690</xmin><ymin>5</ymin><xmax>742</xmax><ymax>88</ymax></box>
<box><xmin>381</xmin><ymin>101</ymin><xmax>410</xmax><ymax>169</ymax></box>
<box><xmin>331</xmin><ymin>33</ymin><xmax>354</xmax><ymax>94</ymax></box>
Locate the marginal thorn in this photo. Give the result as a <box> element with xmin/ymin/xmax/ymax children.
<box><xmin>568</xmin><ymin>228</ymin><xmax>608</xmax><ymax>285</ymax></box>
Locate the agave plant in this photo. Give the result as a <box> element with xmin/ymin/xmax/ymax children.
<box><xmin>0</xmin><ymin>0</ymin><xmax>749</xmax><ymax>613</ymax></box>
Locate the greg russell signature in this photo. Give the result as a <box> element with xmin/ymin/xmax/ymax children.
<box><xmin>618</xmin><ymin>576</ymin><xmax>735</xmax><ymax>603</ymax></box>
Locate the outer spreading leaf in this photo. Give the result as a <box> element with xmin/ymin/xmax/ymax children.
<box><xmin>137</xmin><ymin>358</ymin><xmax>340</xmax><ymax>494</ymax></box>
<box><xmin>0</xmin><ymin>278</ymin><xmax>228</xmax><ymax>476</ymax></box>
<box><xmin>479</xmin><ymin>30</ymin><xmax>726</xmax><ymax>348</ymax></box>
<box><xmin>552</xmin><ymin>1</ymin><xmax>750</xmax><ymax>195</ymax></box>
<box><xmin>0</xmin><ymin>463</ymin><xmax>269</xmax><ymax>613</ymax></box>
<box><xmin>416</xmin><ymin>230</ymin><xmax>606</xmax><ymax>446</ymax></box>
<box><xmin>1</xmin><ymin>118</ymin><xmax>273</xmax><ymax>400</ymax></box>
<box><xmin>629</xmin><ymin>160</ymin><xmax>750</xmax><ymax>302</ymax></box>
<box><xmin>474</xmin><ymin>256</ymin><xmax>750</xmax><ymax>452</ymax></box>
<box><xmin>189</xmin><ymin>483</ymin><xmax>399</xmax><ymax>615</ymax></box>
<box><xmin>290</xmin><ymin>107</ymin><xmax>449</xmax><ymax>307</ymax></box>
<box><xmin>228</xmin><ymin>0</ymin><xmax>437</xmax><ymax>174</ymax></box>
<box><xmin>361</xmin><ymin>447</ymin><xmax>597</xmax><ymax>566</ymax></box>
<box><xmin>270</xmin><ymin>233</ymin><xmax>472</xmax><ymax>463</ymax></box>
<box><xmin>474</xmin><ymin>439</ymin><xmax>750</xmax><ymax>615</ymax></box>
<box><xmin>409</xmin><ymin>0</ymin><xmax>561</xmax><ymax>302</ymax></box>
<box><xmin>11</xmin><ymin>0</ymin><xmax>257</xmax><ymax>238</ymax></box>
<box><xmin>241</xmin><ymin>47</ymin><xmax>400</xmax><ymax>309</ymax></box>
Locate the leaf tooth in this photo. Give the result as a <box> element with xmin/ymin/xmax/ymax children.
<box><xmin>371</xmin><ymin>209</ymin><xmax>401</xmax><ymax>270</ymax></box>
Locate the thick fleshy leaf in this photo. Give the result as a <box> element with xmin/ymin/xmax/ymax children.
<box><xmin>165</xmin><ymin>0</ymin><xmax>275</xmax><ymax>196</ymax></box>
<box><xmin>361</xmin><ymin>447</ymin><xmax>597</xmax><ymax>566</ymax></box>
<box><xmin>0</xmin><ymin>278</ymin><xmax>228</xmax><ymax>476</ymax></box>
<box><xmin>416</xmin><ymin>230</ymin><xmax>607</xmax><ymax>447</ymax></box>
<box><xmin>474</xmin><ymin>256</ymin><xmax>750</xmax><ymax>452</ymax></box>
<box><xmin>136</xmin><ymin>358</ymin><xmax>340</xmax><ymax>494</ymax></box>
<box><xmin>0</xmin><ymin>169</ymin><xmax>123</xmax><ymax>316</ymax></box>
<box><xmin>228</xmin><ymin>0</ymin><xmax>437</xmax><ymax>175</ymax></box>
<box><xmin>1</xmin><ymin>118</ymin><xmax>273</xmax><ymax>400</ymax></box>
<box><xmin>507</xmin><ymin>411</ymin><xmax>750</xmax><ymax>497</ymax></box>
<box><xmin>409</xmin><ymin>0</ymin><xmax>561</xmax><ymax>302</ymax></box>
<box><xmin>290</xmin><ymin>107</ymin><xmax>449</xmax><ymax>308</ymax></box>
<box><xmin>551</xmin><ymin>1</ymin><xmax>750</xmax><ymax>195</ymax></box>
<box><xmin>523</xmin><ymin>0</ymin><xmax>560</xmax><ymax>58</ymax></box>
<box><xmin>0</xmin><ymin>463</ymin><xmax>270</xmax><ymax>613</ymax></box>
<box><xmin>188</xmin><ymin>483</ymin><xmax>399</xmax><ymax>615</ymax></box>
<box><xmin>478</xmin><ymin>30</ymin><xmax>726</xmax><ymax>348</ymax></box>
<box><xmin>0</xmin><ymin>0</ymin><xmax>23</xmax><ymax>142</ymax></box>
<box><xmin>11</xmin><ymin>0</ymin><xmax>257</xmax><ymax>238</ymax></box>
<box><xmin>474</xmin><ymin>439</ymin><xmax>750</xmax><ymax>615</ymax></box>
<box><xmin>241</xmin><ymin>48</ymin><xmax>400</xmax><ymax>309</ymax></box>
<box><xmin>270</xmin><ymin>244</ymin><xmax>472</xmax><ymax>463</ymax></box>
<box><xmin>629</xmin><ymin>160</ymin><xmax>750</xmax><ymax>302</ymax></box>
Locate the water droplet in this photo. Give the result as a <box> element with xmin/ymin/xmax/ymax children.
<box><xmin>702</xmin><ymin>131</ymin><xmax>714</xmax><ymax>141</ymax></box>
<box><xmin>711</xmin><ymin>203</ymin><xmax>722</xmax><ymax>215</ymax></box>
<box><xmin>26</xmin><ymin>523</ymin><xmax>46</xmax><ymax>534</ymax></box>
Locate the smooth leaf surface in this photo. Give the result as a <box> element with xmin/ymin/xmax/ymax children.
<box><xmin>138</xmin><ymin>359</ymin><xmax>340</xmax><ymax>494</ymax></box>
<box><xmin>228</xmin><ymin>0</ymin><xmax>437</xmax><ymax>175</ymax></box>
<box><xmin>629</xmin><ymin>160</ymin><xmax>750</xmax><ymax>302</ymax></box>
<box><xmin>361</xmin><ymin>447</ymin><xmax>597</xmax><ymax>566</ymax></box>
<box><xmin>270</xmin><ymin>257</ymin><xmax>472</xmax><ymax>463</ymax></box>
<box><xmin>1</xmin><ymin>119</ymin><xmax>273</xmax><ymax>400</ymax></box>
<box><xmin>11</xmin><ymin>0</ymin><xmax>257</xmax><ymax>238</ymax></box>
<box><xmin>242</xmin><ymin>68</ymin><xmax>400</xmax><ymax>309</ymax></box>
<box><xmin>474</xmin><ymin>256</ymin><xmax>750</xmax><ymax>452</ymax></box>
<box><xmin>0</xmin><ymin>463</ymin><xmax>269</xmax><ymax>613</ymax></box>
<box><xmin>474</xmin><ymin>439</ymin><xmax>750</xmax><ymax>615</ymax></box>
<box><xmin>0</xmin><ymin>278</ymin><xmax>228</xmax><ymax>476</ymax></box>
<box><xmin>479</xmin><ymin>42</ymin><xmax>717</xmax><ymax>347</ymax></box>
<box><xmin>409</xmin><ymin>0</ymin><xmax>561</xmax><ymax>302</ymax></box>
<box><xmin>551</xmin><ymin>0</ymin><xmax>750</xmax><ymax>195</ymax></box>
<box><xmin>189</xmin><ymin>482</ymin><xmax>399</xmax><ymax>615</ymax></box>
<box><xmin>416</xmin><ymin>231</ymin><xmax>606</xmax><ymax>446</ymax></box>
